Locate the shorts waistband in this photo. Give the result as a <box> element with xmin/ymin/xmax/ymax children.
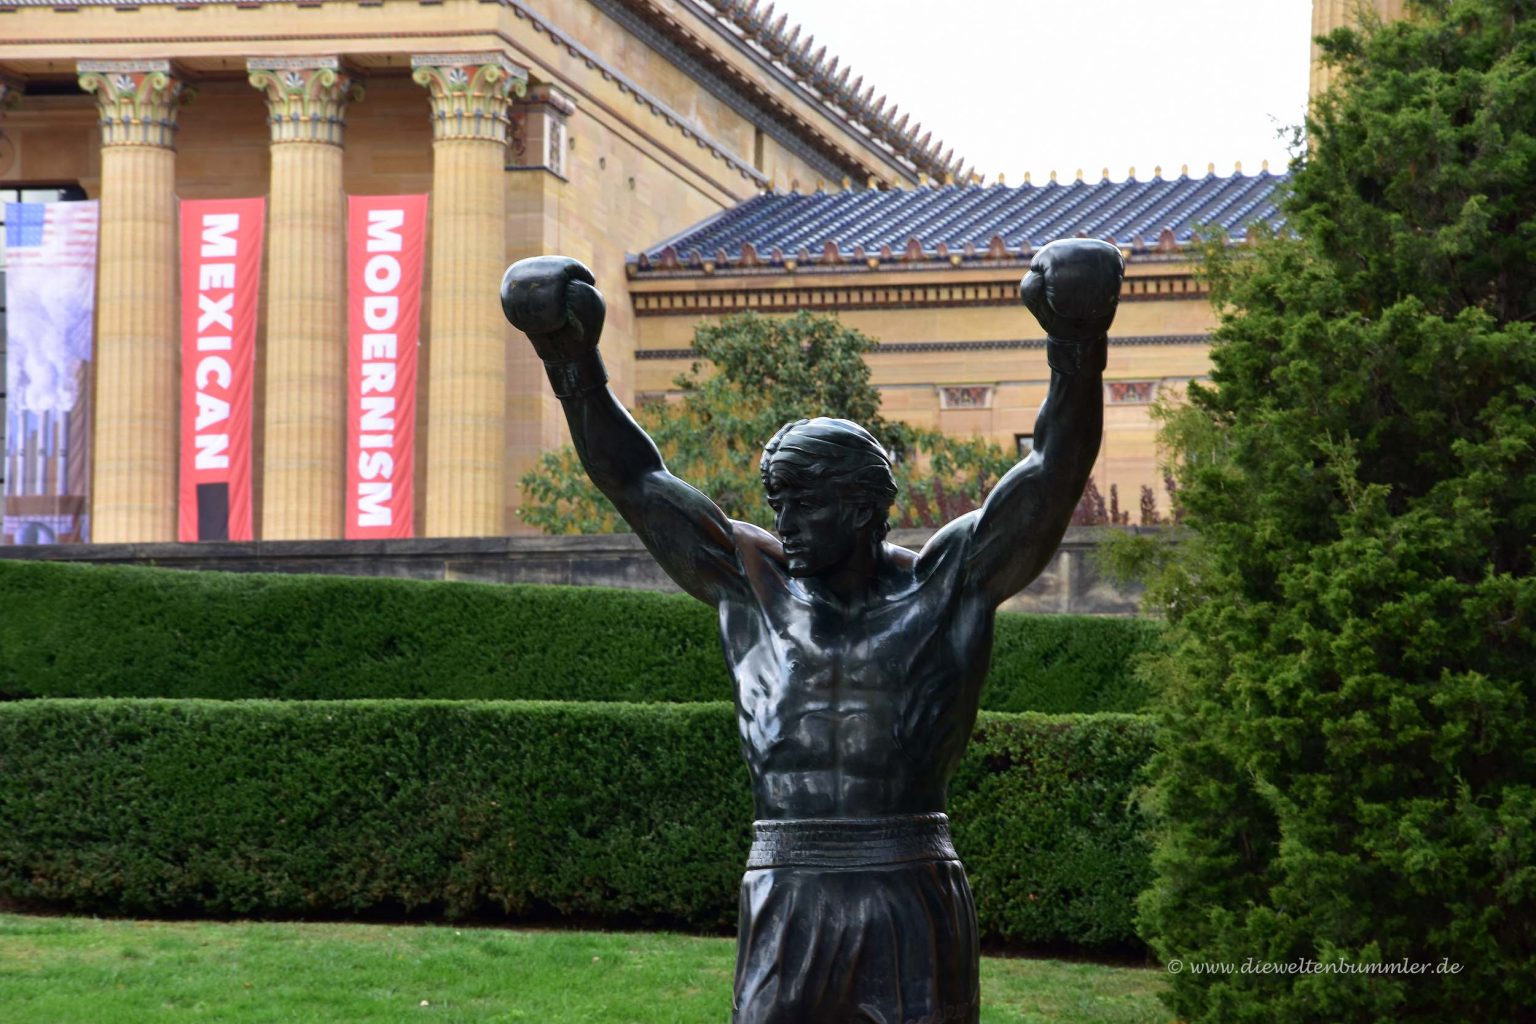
<box><xmin>746</xmin><ymin>813</ymin><xmax>958</xmax><ymax>870</ymax></box>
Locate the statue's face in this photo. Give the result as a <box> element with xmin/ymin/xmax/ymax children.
<box><xmin>766</xmin><ymin>476</ymin><xmax>868</xmax><ymax>579</ymax></box>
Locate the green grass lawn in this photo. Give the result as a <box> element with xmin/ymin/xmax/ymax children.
<box><xmin>0</xmin><ymin>913</ymin><xmax>1167</xmax><ymax>1023</ymax></box>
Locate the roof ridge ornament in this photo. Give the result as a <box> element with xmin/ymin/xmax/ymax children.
<box><xmin>628</xmin><ymin>170</ymin><xmax>1286</xmax><ymax>277</ymax></box>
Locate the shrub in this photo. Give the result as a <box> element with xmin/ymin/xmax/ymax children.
<box><xmin>985</xmin><ymin>614</ymin><xmax>1162</xmax><ymax>715</ymax></box>
<box><xmin>0</xmin><ymin>560</ymin><xmax>728</xmax><ymax>703</ymax></box>
<box><xmin>0</xmin><ymin>699</ymin><xmax>1154</xmax><ymax>950</ymax></box>
<box><xmin>0</xmin><ymin>560</ymin><xmax>1158</xmax><ymax>713</ymax></box>
<box><xmin>1132</xmin><ymin>3</ymin><xmax>1536</xmax><ymax>1020</ymax></box>
<box><xmin>953</xmin><ymin>712</ymin><xmax>1156</xmax><ymax>948</ymax></box>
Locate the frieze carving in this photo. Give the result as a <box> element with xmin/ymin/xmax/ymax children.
<box><xmin>411</xmin><ymin>54</ymin><xmax>528</xmax><ymax>145</ymax></box>
<box><xmin>247</xmin><ymin>57</ymin><xmax>360</xmax><ymax>146</ymax></box>
<box><xmin>77</xmin><ymin>60</ymin><xmax>188</xmax><ymax>149</ymax></box>
<box><xmin>633</xmin><ymin>280</ymin><xmax>1021</xmax><ymax>317</ymax></box>
<box><xmin>510</xmin><ymin>111</ymin><xmax>527</xmax><ymax>165</ymax></box>
<box><xmin>639</xmin><ymin>335</ymin><xmax>1211</xmax><ymax>360</ymax></box>
<box><xmin>509</xmin><ymin>82</ymin><xmax>576</xmax><ymax>176</ymax></box>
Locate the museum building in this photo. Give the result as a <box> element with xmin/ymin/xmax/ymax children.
<box><xmin>0</xmin><ymin>0</ymin><xmax>1390</xmax><ymax>544</ymax></box>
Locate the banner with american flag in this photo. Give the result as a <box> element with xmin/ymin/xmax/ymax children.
<box><xmin>3</xmin><ymin>200</ymin><xmax>99</xmax><ymax>545</ymax></box>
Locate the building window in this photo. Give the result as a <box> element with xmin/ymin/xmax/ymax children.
<box><xmin>1015</xmin><ymin>433</ymin><xmax>1034</xmax><ymax>457</ymax></box>
<box><xmin>1106</xmin><ymin>380</ymin><xmax>1158</xmax><ymax>404</ymax></box>
<box><xmin>939</xmin><ymin>385</ymin><xmax>994</xmax><ymax>410</ymax></box>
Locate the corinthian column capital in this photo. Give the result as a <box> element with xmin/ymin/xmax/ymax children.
<box><xmin>247</xmin><ymin>57</ymin><xmax>360</xmax><ymax>145</ymax></box>
<box><xmin>77</xmin><ymin>60</ymin><xmax>187</xmax><ymax>148</ymax></box>
<box><xmin>410</xmin><ymin>53</ymin><xmax>528</xmax><ymax>144</ymax></box>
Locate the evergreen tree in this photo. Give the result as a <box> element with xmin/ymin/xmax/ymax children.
<box><xmin>518</xmin><ymin>311</ymin><xmax>1015</xmax><ymax>533</ymax></box>
<box><xmin>1132</xmin><ymin>3</ymin><xmax>1536</xmax><ymax>1021</ymax></box>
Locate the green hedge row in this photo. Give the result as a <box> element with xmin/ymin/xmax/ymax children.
<box><xmin>0</xmin><ymin>699</ymin><xmax>1155</xmax><ymax>950</ymax></box>
<box><xmin>0</xmin><ymin>560</ymin><xmax>1159</xmax><ymax>712</ymax></box>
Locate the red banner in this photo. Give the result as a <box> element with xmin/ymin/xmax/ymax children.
<box><xmin>346</xmin><ymin>194</ymin><xmax>427</xmax><ymax>539</ymax></box>
<box><xmin>178</xmin><ymin>198</ymin><xmax>263</xmax><ymax>542</ymax></box>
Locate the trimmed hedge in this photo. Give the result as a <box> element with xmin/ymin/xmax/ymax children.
<box><xmin>0</xmin><ymin>560</ymin><xmax>1160</xmax><ymax>712</ymax></box>
<box><xmin>0</xmin><ymin>699</ymin><xmax>1155</xmax><ymax>950</ymax></box>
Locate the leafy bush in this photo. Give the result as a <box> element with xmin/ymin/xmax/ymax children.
<box><xmin>0</xmin><ymin>699</ymin><xmax>1154</xmax><ymax>950</ymax></box>
<box><xmin>519</xmin><ymin>311</ymin><xmax>1016</xmax><ymax>533</ymax></box>
<box><xmin>0</xmin><ymin>560</ymin><xmax>1158</xmax><ymax>713</ymax></box>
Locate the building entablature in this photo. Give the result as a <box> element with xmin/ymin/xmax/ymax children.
<box><xmin>626</xmin><ymin>259</ymin><xmax>1210</xmax><ymax>322</ymax></box>
<box><xmin>0</xmin><ymin>0</ymin><xmax>954</xmax><ymax>193</ymax></box>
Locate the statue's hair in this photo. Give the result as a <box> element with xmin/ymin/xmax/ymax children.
<box><xmin>760</xmin><ymin>417</ymin><xmax>898</xmax><ymax>540</ymax></box>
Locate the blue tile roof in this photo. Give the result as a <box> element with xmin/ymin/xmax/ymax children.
<box><xmin>635</xmin><ymin>170</ymin><xmax>1287</xmax><ymax>267</ymax></box>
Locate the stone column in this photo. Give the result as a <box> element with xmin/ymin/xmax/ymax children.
<box><xmin>247</xmin><ymin>58</ymin><xmax>358</xmax><ymax>539</ymax></box>
<box><xmin>77</xmin><ymin>61</ymin><xmax>186</xmax><ymax>542</ymax></box>
<box><xmin>411</xmin><ymin>54</ymin><xmax>527</xmax><ymax>537</ymax></box>
<box><xmin>1310</xmin><ymin>0</ymin><xmax>1407</xmax><ymax>101</ymax></box>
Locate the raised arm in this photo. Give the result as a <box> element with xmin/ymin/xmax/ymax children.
<box><xmin>501</xmin><ymin>256</ymin><xmax>745</xmax><ymax>606</ymax></box>
<box><xmin>919</xmin><ymin>239</ymin><xmax>1124</xmax><ymax>605</ymax></box>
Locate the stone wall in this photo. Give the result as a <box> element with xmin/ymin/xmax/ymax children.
<box><xmin>0</xmin><ymin>526</ymin><xmax>1155</xmax><ymax>617</ymax></box>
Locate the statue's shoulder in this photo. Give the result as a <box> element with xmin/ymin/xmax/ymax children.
<box><xmin>882</xmin><ymin>540</ymin><xmax>919</xmax><ymax>571</ymax></box>
<box><xmin>730</xmin><ymin>519</ymin><xmax>787</xmax><ymax>570</ymax></box>
<box><xmin>912</xmin><ymin>512</ymin><xmax>977</xmax><ymax>578</ymax></box>
<box><xmin>723</xmin><ymin>520</ymin><xmax>795</xmax><ymax>610</ymax></box>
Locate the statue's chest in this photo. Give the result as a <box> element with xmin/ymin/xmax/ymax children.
<box><xmin>727</xmin><ymin>597</ymin><xmax>945</xmax><ymax>710</ymax></box>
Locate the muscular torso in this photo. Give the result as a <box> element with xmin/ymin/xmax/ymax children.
<box><xmin>722</xmin><ymin>524</ymin><xmax>995</xmax><ymax>820</ymax></box>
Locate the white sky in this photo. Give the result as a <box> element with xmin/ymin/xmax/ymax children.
<box><xmin>767</xmin><ymin>0</ymin><xmax>1315</xmax><ymax>182</ymax></box>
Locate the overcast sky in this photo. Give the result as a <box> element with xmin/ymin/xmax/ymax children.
<box><xmin>767</xmin><ymin>0</ymin><xmax>1315</xmax><ymax>182</ymax></box>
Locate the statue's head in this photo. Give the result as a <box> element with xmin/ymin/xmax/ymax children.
<box><xmin>760</xmin><ymin>418</ymin><xmax>898</xmax><ymax>578</ymax></box>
